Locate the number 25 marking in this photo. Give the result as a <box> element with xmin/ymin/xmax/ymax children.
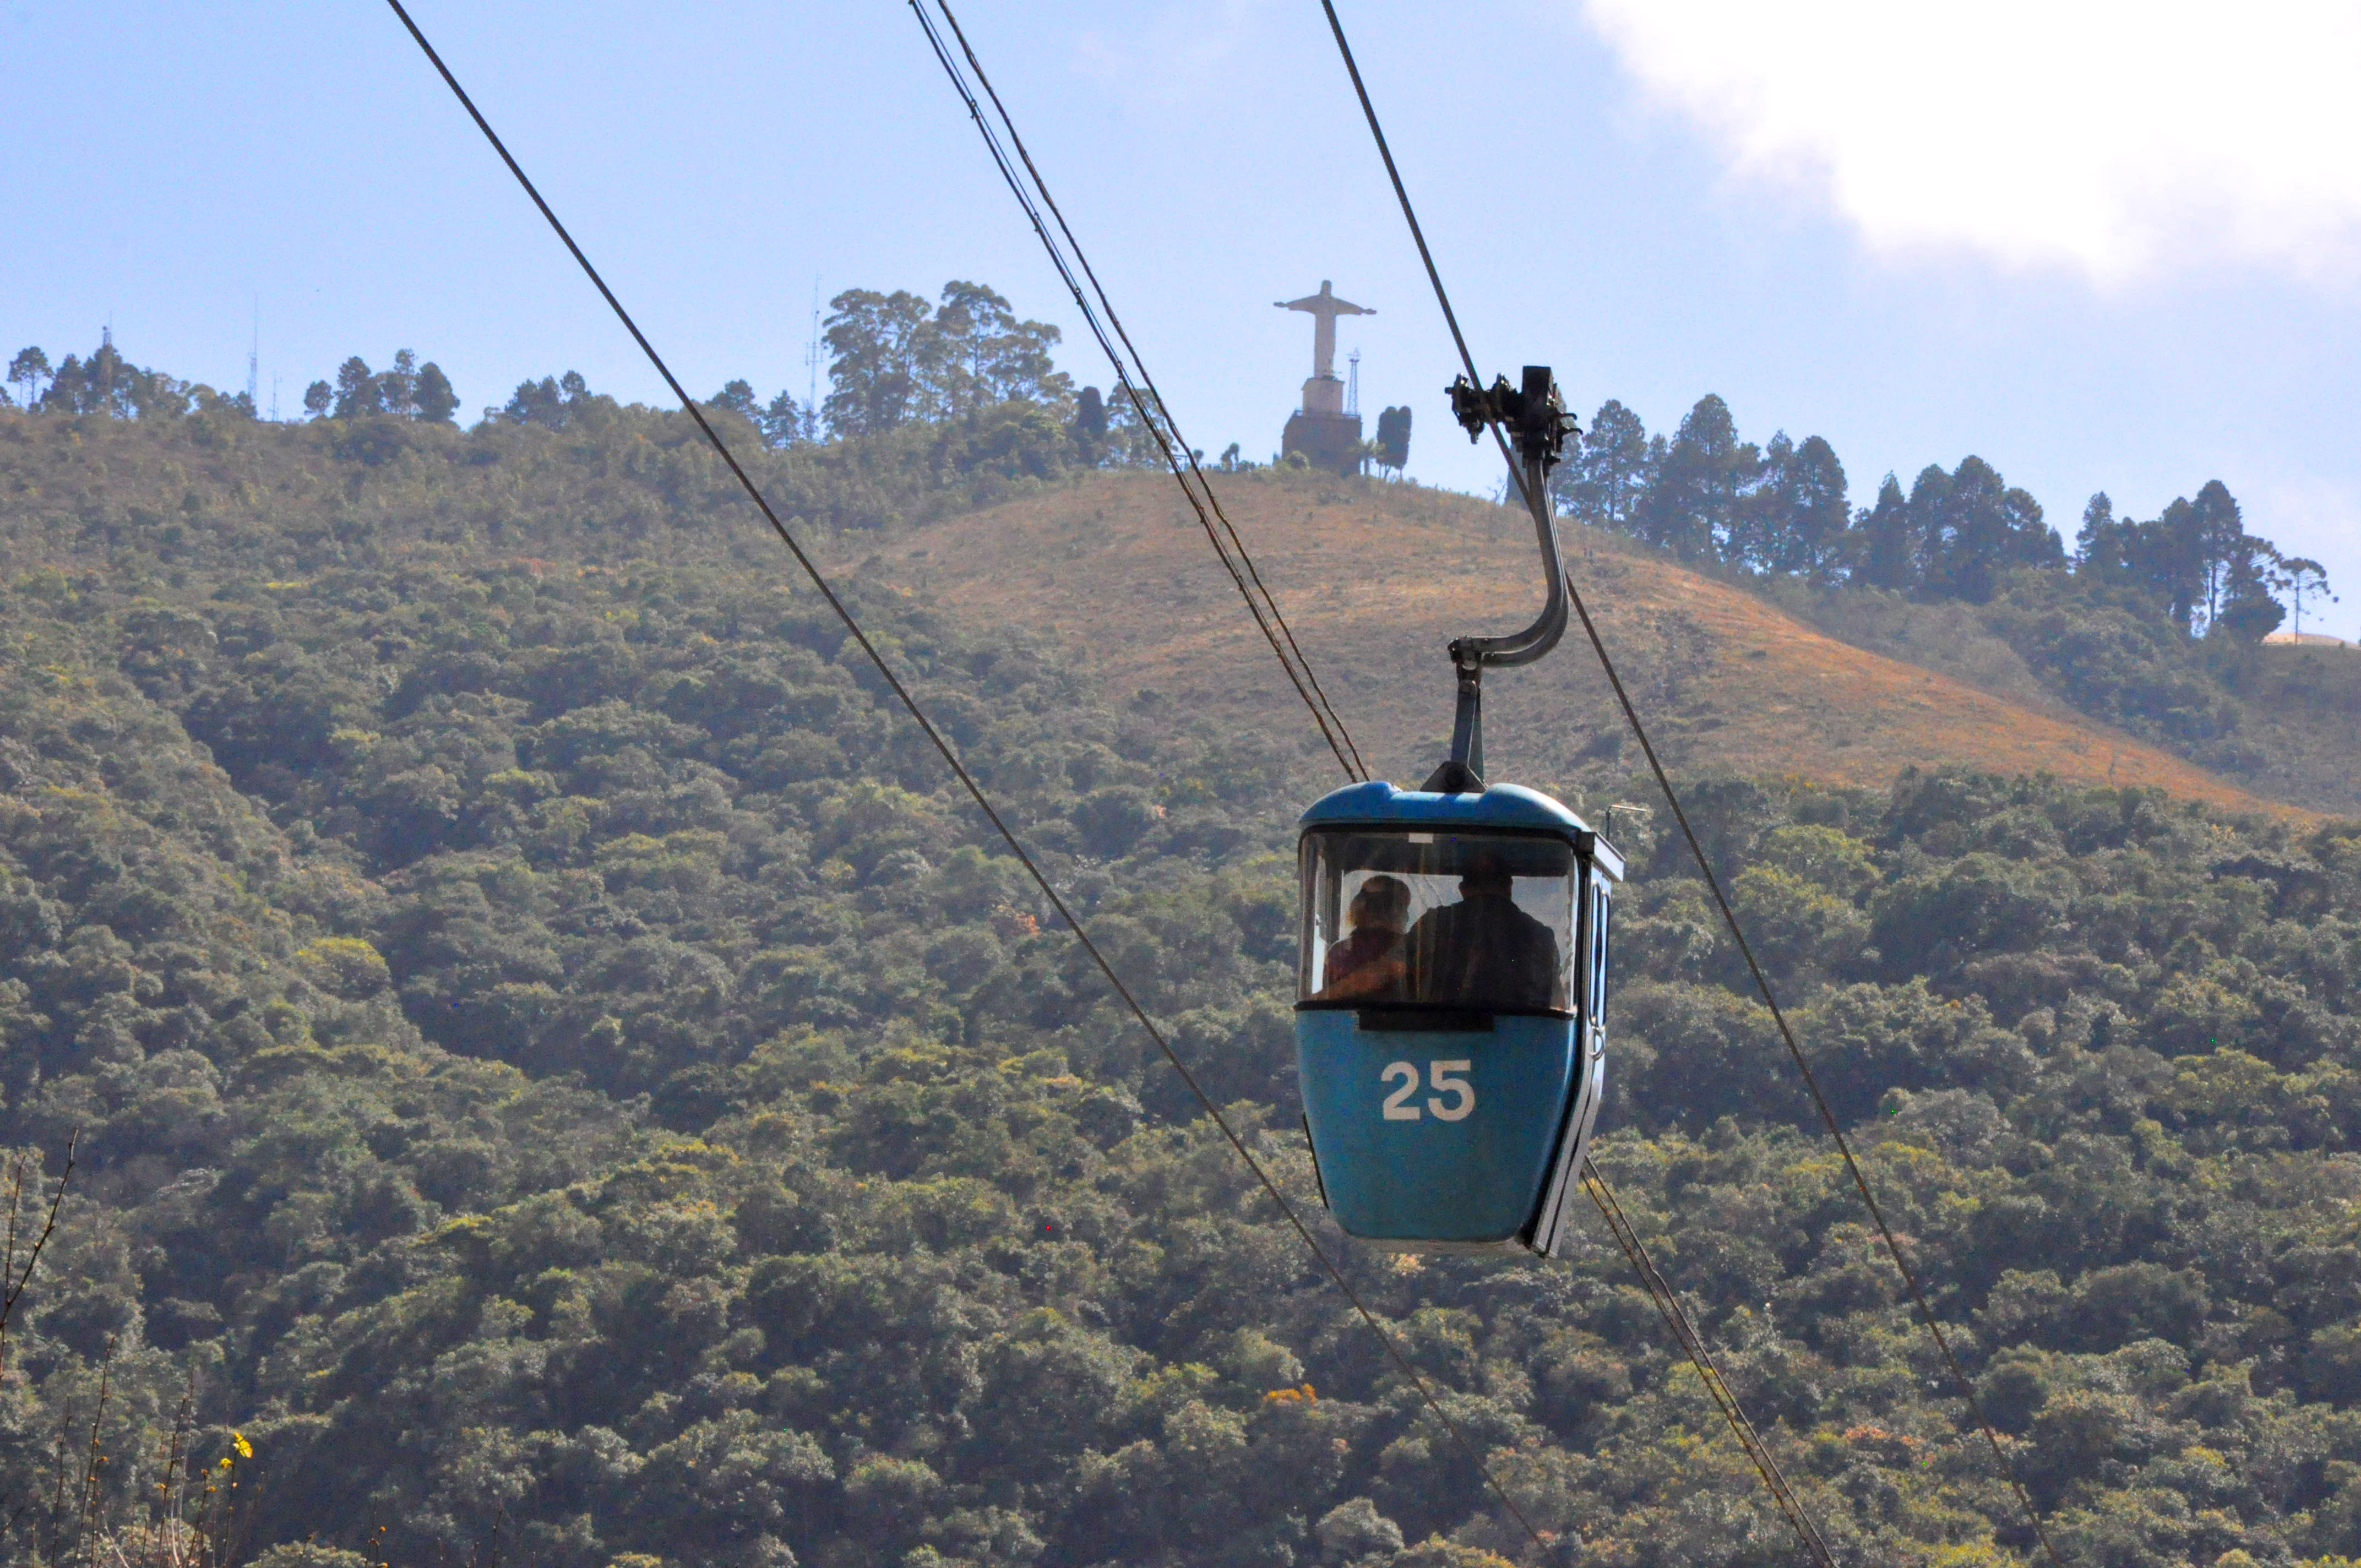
<box><xmin>1381</xmin><ymin>1060</ymin><xmax>1475</xmax><ymax>1123</ymax></box>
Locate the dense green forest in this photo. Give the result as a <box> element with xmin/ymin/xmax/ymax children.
<box><xmin>1</xmin><ymin>309</ymin><xmax>2360</xmax><ymax>1567</ymax></box>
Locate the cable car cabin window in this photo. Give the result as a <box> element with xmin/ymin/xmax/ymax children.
<box><xmin>1299</xmin><ymin>830</ymin><xmax>1575</xmax><ymax>1015</ymax></box>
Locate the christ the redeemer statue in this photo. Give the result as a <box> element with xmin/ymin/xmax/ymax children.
<box><xmin>1277</xmin><ymin>280</ymin><xmax>1373</xmax><ymax>384</ymax></box>
<box><xmin>1276</xmin><ymin>280</ymin><xmax>1372</xmax><ymax>473</ymax></box>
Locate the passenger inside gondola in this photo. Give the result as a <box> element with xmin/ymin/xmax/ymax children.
<box><xmin>1316</xmin><ymin>874</ymin><xmax>1409</xmax><ymax>1000</ymax></box>
<box><xmin>1403</xmin><ymin>853</ymin><xmax>1564</xmax><ymax>1010</ymax></box>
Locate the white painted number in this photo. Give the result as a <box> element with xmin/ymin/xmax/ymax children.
<box><xmin>1428</xmin><ymin>1060</ymin><xmax>1474</xmax><ymax>1121</ymax></box>
<box><xmin>1378</xmin><ymin>1060</ymin><xmax>1478</xmax><ymax>1122</ymax></box>
<box><xmin>1380</xmin><ymin>1061</ymin><xmax>1422</xmax><ymax>1120</ymax></box>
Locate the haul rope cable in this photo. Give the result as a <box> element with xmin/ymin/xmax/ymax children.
<box><xmin>924</xmin><ymin>0</ymin><xmax>1367</xmax><ymax>784</ymax></box>
<box><xmin>910</xmin><ymin>4</ymin><xmax>1852</xmax><ymax>1557</ymax></box>
<box><xmin>381</xmin><ymin>3</ymin><xmax>1553</xmax><ymax>1557</ymax></box>
<box><xmin>1582</xmin><ymin>1166</ymin><xmax>1834</xmax><ymax>1567</ymax></box>
<box><xmin>913</xmin><ymin>6</ymin><xmax>1850</xmax><ymax>1559</ymax></box>
<box><xmin>907</xmin><ymin>0</ymin><xmax>1367</xmax><ymax>783</ymax></box>
<box><xmin>1316</xmin><ymin>5</ymin><xmax>2064</xmax><ymax>1564</ymax></box>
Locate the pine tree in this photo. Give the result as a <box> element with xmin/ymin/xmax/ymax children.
<box><xmin>2191</xmin><ymin>479</ymin><xmax>2246</xmax><ymax>630</ymax></box>
<box><xmin>1634</xmin><ymin>394</ymin><xmax>1752</xmax><ymax>562</ymax></box>
<box><xmin>331</xmin><ymin>357</ymin><xmax>383</xmax><ymax>419</ymax></box>
<box><xmin>6</xmin><ymin>347</ymin><xmax>48</xmax><ymax>409</ymax></box>
<box><xmin>1786</xmin><ymin>434</ymin><xmax>1851</xmax><ymax>582</ymax></box>
<box><xmin>2075</xmin><ymin>493</ymin><xmax>2124</xmax><ymax>574</ymax></box>
<box><xmin>1559</xmin><ymin>399</ymin><xmax>1649</xmax><ymax>531</ymax></box>
<box><xmin>1856</xmin><ymin>474</ymin><xmax>1916</xmax><ymax>591</ymax></box>
<box><xmin>380</xmin><ymin>350</ymin><xmax>420</xmax><ymax>417</ymax></box>
<box><xmin>414</xmin><ymin>363</ymin><xmax>459</xmax><ymax>424</ymax></box>
<box><xmin>2283</xmin><ymin>558</ymin><xmax>2335</xmax><ymax>640</ymax></box>
<box><xmin>761</xmin><ymin>391</ymin><xmax>806</xmax><ymax>448</ymax></box>
<box><xmin>2136</xmin><ymin>497</ymin><xmax>2206</xmax><ymax>631</ymax></box>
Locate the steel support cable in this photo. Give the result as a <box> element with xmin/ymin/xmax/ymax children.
<box><xmin>381</xmin><ymin>4</ymin><xmax>1550</xmax><ymax>1558</ymax></box>
<box><xmin>904</xmin><ymin>12</ymin><xmax>1605</xmax><ymax>1554</ymax></box>
<box><xmin>1562</xmin><ymin>583</ymin><xmax>2064</xmax><ymax>1568</ymax></box>
<box><xmin>1314</xmin><ymin>7</ymin><xmax>1838</xmax><ymax>1561</ymax></box>
<box><xmin>1582</xmin><ymin>1165</ymin><xmax>1835</xmax><ymax>1568</ymax></box>
<box><xmin>946</xmin><ymin>0</ymin><xmax>1850</xmax><ymax>1547</ymax></box>
<box><xmin>926</xmin><ymin>0</ymin><xmax>1366</xmax><ymax>784</ymax></box>
<box><xmin>1314</xmin><ymin>6</ymin><xmax>2064</xmax><ymax>1564</ymax></box>
<box><xmin>907</xmin><ymin>0</ymin><xmax>1367</xmax><ymax>783</ymax></box>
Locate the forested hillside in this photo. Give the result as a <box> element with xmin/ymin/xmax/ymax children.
<box><xmin>2</xmin><ymin>362</ymin><xmax>2361</xmax><ymax>1568</ymax></box>
<box><xmin>1547</xmin><ymin>393</ymin><xmax>2357</xmax><ymax>813</ymax></box>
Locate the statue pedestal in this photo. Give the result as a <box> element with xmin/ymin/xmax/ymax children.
<box><xmin>1283</xmin><ymin>376</ymin><xmax>1362</xmax><ymax>475</ymax></box>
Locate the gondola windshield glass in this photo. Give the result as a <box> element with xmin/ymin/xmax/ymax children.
<box><xmin>1299</xmin><ymin>830</ymin><xmax>1575</xmax><ymax>1012</ymax></box>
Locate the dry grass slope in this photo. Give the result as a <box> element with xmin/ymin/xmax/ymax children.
<box><xmin>861</xmin><ymin>470</ymin><xmax>2286</xmax><ymax>814</ymax></box>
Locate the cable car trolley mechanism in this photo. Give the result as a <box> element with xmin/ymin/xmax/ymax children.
<box><xmin>1296</xmin><ymin>366</ymin><xmax>1621</xmax><ymax>1255</ymax></box>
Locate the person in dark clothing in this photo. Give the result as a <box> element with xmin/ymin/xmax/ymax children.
<box><xmin>1404</xmin><ymin>856</ymin><xmax>1564</xmax><ymax>1010</ymax></box>
<box><xmin>1318</xmin><ymin>875</ymin><xmax>1410</xmax><ymax>1000</ymax></box>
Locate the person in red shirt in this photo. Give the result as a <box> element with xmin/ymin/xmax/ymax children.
<box><xmin>1319</xmin><ymin>875</ymin><xmax>1410</xmax><ymax>1000</ymax></box>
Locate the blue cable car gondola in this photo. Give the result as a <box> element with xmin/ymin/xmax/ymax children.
<box><xmin>1295</xmin><ymin>367</ymin><xmax>1623</xmax><ymax>1255</ymax></box>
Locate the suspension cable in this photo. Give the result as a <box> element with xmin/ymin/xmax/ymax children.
<box><xmin>1584</xmin><ymin>1165</ymin><xmax>1834</xmax><ymax>1567</ymax></box>
<box><xmin>909</xmin><ymin>0</ymin><xmax>1366</xmax><ymax>783</ymax></box>
<box><xmin>926</xmin><ymin>1</ymin><xmax>1845</xmax><ymax>1550</ymax></box>
<box><xmin>1315</xmin><ymin>6</ymin><xmax>2064</xmax><ymax>1564</ymax></box>
<box><xmin>381</xmin><ymin>4</ymin><xmax>1551</xmax><ymax>1556</ymax></box>
<box><xmin>924</xmin><ymin>0</ymin><xmax>1365</xmax><ymax>783</ymax></box>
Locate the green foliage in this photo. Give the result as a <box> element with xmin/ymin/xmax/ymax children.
<box><xmin>2</xmin><ymin>402</ymin><xmax>2360</xmax><ymax>1568</ymax></box>
<box><xmin>1553</xmin><ymin>393</ymin><xmax>2343</xmax><ymax>799</ymax></box>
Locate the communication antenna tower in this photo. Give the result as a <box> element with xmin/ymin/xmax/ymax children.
<box><xmin>1347</xmin><ymin>347</ymin><xmax>1361</xmax><ymax>417</ymax></box>
<box><xmin>247</xmin><ymin>299</ymin><xmax>261</xmax><ymax>409</ymax></box>
<box><xmin>805</xmin><ymin>275</ymin><xmax>821</xmax><ymax>424</ymax></box>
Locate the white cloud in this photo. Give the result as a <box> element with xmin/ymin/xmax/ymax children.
<box><xmin>1580</xmin><ymin>1</ymin><xmax>2361</xmax><ymax>285</ymax></box>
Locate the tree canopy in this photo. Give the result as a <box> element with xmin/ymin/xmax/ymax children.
<box><xmin>0</xmin><ymin>364</ymin><xmax>2357</xmax><ymax>1568</ymax></box>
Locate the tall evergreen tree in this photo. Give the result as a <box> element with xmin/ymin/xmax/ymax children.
<box><xmin>414</xmin><ymin>362</ymin><xmax>459</xmax><ymax>424</ymax></box>
<box><xmin>1634</xmin><ymin>394</ymin><xmax>1753</xmax><ymax>562</ymax></box>
<box><xmin>331</xmin><ymin>357</ymin><xmax>383</xmax><ymax>419</ymax></box>
<box><xmin>1558</xmin><ymin>399</ymin><xmax>1650</xmax><ymax>531</ymax></box>
<box><xmin>1856</xmin><ymin>474</ymin><xmax>1917</xmax><ymax>591</ymax></box>
<box><xmin>2132</xmin><ymin>496</ymin><xmax>2206</xmax><ymax>631</ymax></box>
<box><xmin>2191</xmin><ymin>478</ymin><xmax>2246</xmax><ymax>630</ymax></box>
<box><xmin>379</xmin><ymin>350</ymin><xmax>420</xmax><ymax>417</ymax></box>
<box><xmin>1785</xmin><ymin>434</ymin><xmax>1852</xmax><ymax>582</ymax></box>
<box><xmin>6</xmin><ymin>347</ymin><xmax>48</xmax><ymax>409</ymax></box>
<box><xmin>2075</xmin><ymin>492</ymin><xmax>2124</xmax><ymax>574</ymax></box>
<box><xmin>761</xmin><ymin>390</ymin><xmax>807</xmax><ymax>448</ymax></box>
<box><xmin>1727</xmin><ymin>430</ymin><xmax>1796</xmax><ymax>571</ymax></box>
<box><xmin>2283</xmin><ymin>557</ymin><xmax>2335</xmax><ymax>640</ymax></box>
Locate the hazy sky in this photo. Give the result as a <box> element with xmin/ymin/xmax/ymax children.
<box><xmin>6</xmin><ymin>2</ymin><xmax>2358</xmax><ymax>634</ymax></box>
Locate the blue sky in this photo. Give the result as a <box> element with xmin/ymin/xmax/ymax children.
<box><xmin>6</xmin><ymin>1</ymin><xmax>2358</xmax><ymax>635</ymax></box>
